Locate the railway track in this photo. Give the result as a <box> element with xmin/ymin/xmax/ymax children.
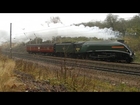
<box><xmin>2</xmin><ymin>51</ymin><xmax>140</xmax><ymax>76</ymax></box>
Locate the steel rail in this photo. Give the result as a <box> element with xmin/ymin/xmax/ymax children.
<box><xmin>2</xmin><ymin>51</ymin><xmax>140</xmax><ymax>76</ymax></box>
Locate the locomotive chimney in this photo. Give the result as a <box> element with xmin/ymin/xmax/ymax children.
<box><xmin>117</xmin><ymin>40</ymin><xmax>124</xmax><ymax>43</ymax></box>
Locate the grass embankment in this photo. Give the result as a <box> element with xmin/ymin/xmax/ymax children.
<box><xmin>133</xmin><ymin>51</ymin><xmax>140</xmax><ymax>63</ymax></box>
<box><xmin>0</xmin><ymin>53</ymin><xmax>140</xmax><ymax>92</ymax></box>
<box><xmin>0</xmin><ymin>54</ymin><xmax>25</xmax><ymax>92</ymax></box>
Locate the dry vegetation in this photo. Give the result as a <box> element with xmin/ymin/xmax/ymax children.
<box><xmin>0</xmin><ymin>51</ymin><xmax>140</xmax><ymax>92</ymax></box>
<box><xmin>0</xmin><ymin>54</ymin><xmax>26</xmax><ymax>91</ymax></box>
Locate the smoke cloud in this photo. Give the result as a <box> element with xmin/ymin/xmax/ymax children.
<box><xmin>0</xmin><ymin>23</ymin><xmax>119</xmax><ymax>45</ymax></box>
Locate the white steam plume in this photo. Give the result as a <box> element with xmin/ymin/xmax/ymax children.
<box><xmin>0</xmin><ymin>23</ymin><xmax>119</xmax><ymax>45</ymax></box>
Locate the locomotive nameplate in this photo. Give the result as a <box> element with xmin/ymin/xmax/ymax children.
<box><xmin>112</xmin><ymin>46</ymin><xmax>124</xmax><ymax>48</ymax></box>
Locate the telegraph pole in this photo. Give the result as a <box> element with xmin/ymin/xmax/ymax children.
<box><xmin>34</xmin><ymin>33</ymin><xmax>37</xmax><ymax>44</ymax></box>
<box><xmin>10</xmin><ymin>23</ymin><xmax>12</xmax><ymax>58</ymax></box>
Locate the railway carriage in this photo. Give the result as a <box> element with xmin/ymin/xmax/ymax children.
<box><xmin>26</xmin><ymin>43</ymin><xmax>54</xmax><ymax>55</ymax></box>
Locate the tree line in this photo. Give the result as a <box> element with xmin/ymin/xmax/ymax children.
<box><xmin>74</xmin><ymin>13</ymin><xmax>140</xmax><ymax>38</ymax></box>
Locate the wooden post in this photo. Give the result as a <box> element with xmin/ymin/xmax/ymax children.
<box><xmin>10</xmin><ymin>23</ymin><xmax>12</xmax><ymax>58</ymax></box>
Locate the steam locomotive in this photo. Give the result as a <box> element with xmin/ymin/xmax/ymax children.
<box><xmin>26</xmin><ymin>40</ymin><xmax>135</xmax><ymax>63</ymax></box>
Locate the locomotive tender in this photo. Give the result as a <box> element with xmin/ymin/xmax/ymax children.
<box><xmin>26</xmin><ymin>40</ymin><xmax>134</xmax><ymax>63</ymax></box>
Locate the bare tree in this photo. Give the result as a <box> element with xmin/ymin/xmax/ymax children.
<box><xmin>105</xmin><ymin>13</ymin><xmax>118</xmax><ymax>31</ymax></box>
<box><xmin>50</xmin><ymin>16</ymin><xmax>62</xmax><ymax>24</ymax></box>
<box><xmin>45</xmin><ymin>16</ymin><xmax>63</xmax><ymax>27</ymax></box>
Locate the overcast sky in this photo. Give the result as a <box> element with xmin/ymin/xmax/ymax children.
<box><xmin>0</xmin><ymin>13</ymin><xmax>137</xmax><ymax>25</ymax></box>
<box><xmin>0</xmin><ymin>13</ymin><xmax>138</xmax><ymax>44</ymax></box>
